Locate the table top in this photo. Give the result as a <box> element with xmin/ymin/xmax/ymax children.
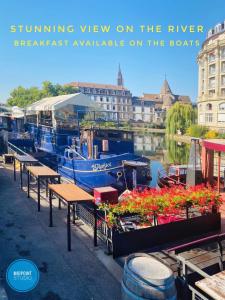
<box><xmin>48</xmin><ymin>183</ymin><xmax>94</xmax><ymax>202</ymax></box>
<box><xmin>94</xmin><ymin>186</ymin><xmax>117</xmax><ymax>193</ymax></box>
<box><xmin>27</xmin><ymin>166</ymin><xmax>60</xmax><ymax>177</ymax></box>
<box><xmin>15</xmin><ymin>154</ymin><xmax>38</xmax><ymax>163</ymax></box>
<box><xmin>195</xmin><ymin>271</ymin><xmax>225</xmax><ymax>300</ymax></box>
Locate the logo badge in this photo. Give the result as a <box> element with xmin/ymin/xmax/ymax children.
<box><xmin>6</xmin><ymin>259</ymin><xmax>40</xmax><ymax>292</ymax></box>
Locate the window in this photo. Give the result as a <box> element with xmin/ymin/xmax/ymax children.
<box><xmin>205</xmin><ymin>113</ymin><xmax>213</xmax><ymax>123</ymax></box>
<box><xmin>100</xmin><ymin>97</ymin><xmax>103</xmax><ymax>102</ymax></box>
<box><xmin>219</xmin><ymin>103</ymin><xmax>225</xmax><ymax>110</ymax></box>
<box><xmin>222</xmin><ymin>62</ymin><xmax>225</xmax><ymax>73</ymax></box>
<box><xmin>202</xmin><ymin>68</ymin><xmax>205</xmax><ymax>76</ymax></box>
<box><xmin>133</xmin><ymin>107</ymin><xmax>135</xmax><ymax>112</ymax></box>
<box><xmin>209</xmin><ymin>90</ymin><xmax>215</xmax><ymax>96</ymax></box>
<box><xmin>199</xmin><ymin>114</ymin><xmax>204</xmax><ymax>123</ymax></box>
<box><xmin>206</xmin><ymin>103</ymin><xmax>212</xmax><ymax>110</ymax></box>
<box><xmin>201</xmin><ymin>80</ymin><xmax>205</xmax><ymax>92</ymax></box>
<box><xmin>107</xmin><ymin>105</ymin><xmax>110</xmax><ymax>110</ymax></box>
<box><xmin>221</xmin><ymin>47</ymin><xmax>225</xmax><ymax>59</ymax></box>
<box><xmin>209</xmin><ymin>77</ymin><xmax>215</xmax><ymax>89</ymax></box>
<box><xmin>208</xmin><ymin>53</ymin><xmax>215</xmax><ymax>63</ymax></box>
<box><xmin>209</xmin><ymin>64</ymin><xmax>216</xmax><ymax>75</ymax></box>
<box><xmin>221</xmin><ymin>88</ymin><xmax>225</xmax><ymax>96</ymax></box>
<box><xmin>106</xmin><ymin>97</ymin><xmax>109</xmax><ymax>102</ymax></box>
<box><xmin>113</xmin><ymin>105</ymin><xmax>115</xmax><ymax>110</ymax></box>
<box><xmin>221</xmin><ymin>75</ymin><xmax>225</xmax><ymax>86</ymax></box>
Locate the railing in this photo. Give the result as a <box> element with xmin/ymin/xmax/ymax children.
<box><xmin>8</xmin><ymin>141</ymin><xmax>30</xmax><ymax>156</ymax></box>
<box><xmin>166</xmin><ymin>232</ymin><xmax>225</xmax><ymax>300</ymax></box>
<box><xmin>7</xmin><ymin>140</ymin><xmax>109</xmax><ymax>248</ymax></box>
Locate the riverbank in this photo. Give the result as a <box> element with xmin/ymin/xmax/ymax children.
<box><xmin>166</xmin><ymin>134</ymin><xmax>193</xmax><ymax>144</ymax></box>
<box><xmin>88</xmin><ymin>126</ymin><xmax>166</xmax><ymax>133</ymax></box>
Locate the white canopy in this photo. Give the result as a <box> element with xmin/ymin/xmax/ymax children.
<box><xmin>26</xmin><ymin>93</ymin><xmax>96</xmax><ymax>113</ymax></box>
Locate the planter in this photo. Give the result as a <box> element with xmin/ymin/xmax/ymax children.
<box><xmin>111</xmin><ymin>212</ymin><xmax>221</xmax><ymax>258</ymax></box>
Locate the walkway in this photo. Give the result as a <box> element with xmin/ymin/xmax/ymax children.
<box><xmin>0</xmin><ymin>164</ymin><xmax>121</xmax><ymax>300</ymax></box>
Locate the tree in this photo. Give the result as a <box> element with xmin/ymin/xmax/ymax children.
<box><xmin>7</xmin><ymin>81</ymin><xmax>78</xmax><ymax>108</ymax></box>
<box><xmin>7</xmin><ymin>86</ymin><xmax>42</xmax><ymax>107</ymax></box>
<box><xmin>166</xmin><ymin>102</ymin><xmax>196</xmax><ymax>135</ymax></box>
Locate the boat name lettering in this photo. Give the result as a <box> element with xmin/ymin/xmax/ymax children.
<box><xmin>92</xmin><ymin>163</ymin><xmax>112</xmax><ymax>171</ymax></box>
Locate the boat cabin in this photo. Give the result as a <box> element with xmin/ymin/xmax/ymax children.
<box><xmin>75</xmin><ymin>128</ymin><xmax>134</xmax><ymax>159</ymax></box>
<box><xmin>25</xmin><ymin>93</ymin><xmax>96</xmax><ymax>152</ymax></box>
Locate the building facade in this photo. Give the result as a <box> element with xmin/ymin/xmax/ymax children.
<box><xmin>197</xmin><ymin>21</ymin><xmax>225</xmax><ymax>130</ymax></box>
<box><xmin>132</xmin><ymin>97</ymin><xmax>165</xmax><ymax>124</ymax></box>
<box><xmin>67</xmin><ymin>68</ymin><xmax>191</xmax><ymax>124</ymax></box>
<box><xmin>67</xmin><ymin>66</ymin><xmax>132</xmax><ymax>121</ymax></box>
<box><xmin>132</xmin><ymin>79</ymin><xmax>190</xmax><ymax>124</ymax></box>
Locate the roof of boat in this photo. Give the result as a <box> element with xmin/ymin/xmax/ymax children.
<box><xmin>203</xmin><ymin>139</ymin><xmax>225</xmax><ymax>152</ymax></box>
<box><xmin>26</xmin><ymin>93</ymin><xmax>96</xmax><ymax>113</ymax></box>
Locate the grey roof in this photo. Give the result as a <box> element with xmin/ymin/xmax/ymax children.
<box><xmin>132</xmin><ymin>97</ymin><xmax>156</xmax><ymax>107</ymax></box>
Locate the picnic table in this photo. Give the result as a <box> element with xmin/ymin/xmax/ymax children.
<box><xmin>13</xmin><ymin>154</ymin><xmax>38</xmax><ymax>188</ymax></box>
<box><xmin>48</xmin><ymin>183</ymin><xmax>95</xmax><ymax>251</ymax></box>
<box><xmin>195</xmin><ymin>271</ymin><xmax>225</xmax><ymax>300</ymax></box>
<box><xmin>27</xmin><ymin>166</ymin><xmax>61</xmax><ymax>212</ymax></box>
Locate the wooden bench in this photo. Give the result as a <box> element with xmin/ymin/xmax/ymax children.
<box><xmin>48</xmin><ymin>183</ymin><xmax>94</xmax><ymax>251</ymax></box>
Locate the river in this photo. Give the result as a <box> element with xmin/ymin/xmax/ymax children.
<box><xmin>133</xmin><ymin>133</ymin><xmax>190</xmax><ymax>187</ymax></box>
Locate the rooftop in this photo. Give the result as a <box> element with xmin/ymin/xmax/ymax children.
<box><xmin>26</xmin><ymin>93</ymin><xmax>95</xmax><ymax>112</ymax></box>
<box><xmin>67</xmin><ymin>81</ymin><xmax>129</xmax><ymax>91</ymax></box>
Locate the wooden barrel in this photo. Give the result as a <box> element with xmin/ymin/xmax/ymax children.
<box><xmin>122</xmin><ymin>253</ymin><xmax>177</xmax><ymax>300</ymax></box>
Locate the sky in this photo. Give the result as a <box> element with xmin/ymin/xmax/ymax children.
<box><xmin>0</xmin><ymin>0</ymin><xmax>225</xmax><ymax>103</ymax></box>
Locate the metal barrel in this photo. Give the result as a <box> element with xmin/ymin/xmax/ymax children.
<box><xmin>121</xmin><ymin>253</ymin><xmax>177</xmax><ymax>300</ymax></box>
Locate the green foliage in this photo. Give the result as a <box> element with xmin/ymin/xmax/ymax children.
<box><xmin>166</xmin><ymin>102</ymin><xmax>196</xmax><ymax>135</ymax></box>
<box><xmin>186</xmin><ymin>124</ymin><xmax>208</xmax><ymax>138</ymax></box>
<box><xmin>7</xmin><ymin>81</ymin><xmax>78</xmax><ymax>108</ymax></box>
<box><xmin>166</xmin><ymin>139</ymin><xmax>190</xmax><ymax>164</ymax></box>
<box><xmin>218</xmin><ymin>132</ymin><xmax>225</xmax><ymax>139</ymax></box>
<box><xmin>204</xmin><ymin>130</ymin><xmax>218</xmax><ymax>139</ymax></box>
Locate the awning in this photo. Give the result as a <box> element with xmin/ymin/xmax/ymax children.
<box><xmin>26</xmin><ymin>93</ymin><xmax>96</xmax><ymax>113</ymax></box>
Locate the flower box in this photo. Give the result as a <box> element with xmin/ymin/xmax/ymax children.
<box><xmin>111</xmin><ymin>212</ymin><xmax>221</xmax><ymax>258</ymax></box>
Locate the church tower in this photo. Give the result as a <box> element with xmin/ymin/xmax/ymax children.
<box><xmin>117</xmin><ymin>64</ymin><xmax>124</xmax><ymax>87</ymax></box>
<box><xmin>160</xmin><ymin>76</ymin><xmax>175</xmax><ymax>110</ymax></box>
<box><xmin>160</xmin><ymin>77</ymin><xmax>172</xmax><ymax>95</ymax></box>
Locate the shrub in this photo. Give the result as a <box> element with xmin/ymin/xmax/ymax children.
<box><xmin>186</xmin><ymin>124</ymin><xmax>208</xmax><ymax>138</ymax></box>
<box><xmin>204</xmin><ymin>130</ymin><xmax>218</xmax><ymax>139</ymax></box>
<box><xmin>217</xmin><ymin>132</ymin><xmax>225</xmax><ymax>139</ymax></box>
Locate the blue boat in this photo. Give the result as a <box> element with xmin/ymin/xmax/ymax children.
<box><xmin>23</xmin><ymin>93</ymin><xmax>151</xmax><ymax>193</ymax></box>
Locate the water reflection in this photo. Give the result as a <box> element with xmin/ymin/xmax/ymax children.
<box><xmin>133</xmin><ymin>133</ymin><xmax>190</xmax><ymax>186</ymax></box>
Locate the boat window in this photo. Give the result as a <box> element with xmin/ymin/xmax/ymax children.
<box><xmin>122</xmin><ymin>133</ymin><xmax>133</xmax><ymax>140</ymax></box>
<box><xmin>68</xmin><ymin>151</ymin><xmax>74</xmax><ymax>159</ymax></box>
<box><xmin>108</xmin><ymin>132</ymin><xmax>121</xmax><ymax>139</ymax></box>
<box><xmin>95</xmin><ymin>131</ymin><xmax>106</xmax><ymax>138</ymax></box>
